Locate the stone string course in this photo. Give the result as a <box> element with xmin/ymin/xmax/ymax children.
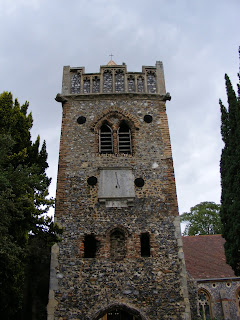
<box><xmin>48</xmin><ymin>62</ymin><xmax>192</xmax><ymax>320</ymax></box>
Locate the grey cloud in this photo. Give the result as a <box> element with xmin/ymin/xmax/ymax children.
<box><xmin>1</xmin><ymin>0</ymin><xmax>240</xmax><ymax>216</ymax></box>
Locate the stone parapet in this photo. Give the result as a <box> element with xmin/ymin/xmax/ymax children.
<box><xmin>62</xmin><ymin>62</ymin><xmax>170</xmax><ymax>96</ymax></box>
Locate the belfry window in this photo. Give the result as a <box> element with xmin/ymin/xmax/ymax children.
<box><xmin>99</xmin><ymin>124</ymin><xmax>113</xmax><ymax>154</ymax></box>
<box><xmin>117</xmin><ymin>121</ymin><xmax>132</xmax><ymax>154</ymax></box>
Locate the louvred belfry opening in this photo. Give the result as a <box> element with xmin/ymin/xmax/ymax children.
<box><xmin>118</xmin><ymin>121</ymin><xmax>132</xmax><ymax>154</ymax></box>
<box><xmin>99</xmin><ymin>123</ymin><xmax>113</xmax><ymax>154</ymax></box>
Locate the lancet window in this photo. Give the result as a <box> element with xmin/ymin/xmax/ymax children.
<box><xmin>99</xmin><ymin>123</ymin><xmax>113</xmax><ymax>154</ymax></box>
<box><xmin>117</xmin><ymin>121</ymin><xmax>132</xmax><ymax>154</ymax></box>
<box><xmin>198</xmin><ymin>289</ymin><xmax>212</xmax><ymax>320</ymax></box>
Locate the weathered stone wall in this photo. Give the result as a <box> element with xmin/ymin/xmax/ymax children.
<box><xmin>48</xmin><ymin>62</ymin><xmax>191</xmax><ymax>320</ymax></box>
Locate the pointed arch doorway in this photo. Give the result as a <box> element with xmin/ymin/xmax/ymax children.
<box><xmin>95</xmin><ymin>304</ymin><xmax>144</xmax><ymax>320</ymax></box>
<box><xmin>98</xmin><ymin>309</ymin><xmax>140</xmax><ymax>320</ymax></box>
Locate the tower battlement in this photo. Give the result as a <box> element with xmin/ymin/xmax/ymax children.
<box><xmin>61</xmin><ymin>61</ymin><xmax>169</xmax><ymax>97</ymax></box>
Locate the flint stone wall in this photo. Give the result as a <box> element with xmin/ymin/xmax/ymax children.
<box><xmin>50</xmin><ymin>60</ymin><xmax>190</xmax><ymax>320</ymax></box>
<box><xmin>49</xmin><ymin>94</ymin><xmax>191</xmax><ymax>320</ymax></box>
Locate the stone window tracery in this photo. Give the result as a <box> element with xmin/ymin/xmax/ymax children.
<box><xmin>83</xmin><ymin>78</ymin><xmax>90</xmax><ymax>93</ymax></box>
<box><xmin>147</xmin><ymin>71</ymin><xmax>157</xmax><ymax>93</ymax></box>
<box><xmin>103</xmin><ymin>70</ymin><xmax>113</xmax><ymax>93</ymax></box>
<box><xmin>71</xmin><ymin>73</ymin><xmax>81</xmax><ymax>93</ymax></box>
<box><xmin>137</xmin><ymin>76</ymin><xmax>144</xmax><ymax>93</ymax></box>
<box><xmin>198</xmin><ymin>289</ymin><xmax>212</xmax><ymax>320</ymax></box>
<box><xmin>128</xmin><ymin>75</ymin><xmax>135</xmax><ymax>92</ymax></box>
<box><xmin>93</xmin><ymin>76</ymin><xmax>100</xmax><ymax>93</ymax></box>
<box><xmin>115</xmin><ymin>70</ymin><xmax>125</xmax><ymax>92</ymax></box>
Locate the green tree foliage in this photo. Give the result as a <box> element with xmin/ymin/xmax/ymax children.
<box><xmin>219</xmin><ymin>69</ymin><xmax>240</xmax><ymax>276</ymax></box>
<box><xmin>0</xmin><ymin>92</ymin><xmax>62</xmax><ymax>319</ymax></box>
<box><xmin>180</xmin><ymin>201</ymin><xmax>222</xmax><ymax>236</ymax></box>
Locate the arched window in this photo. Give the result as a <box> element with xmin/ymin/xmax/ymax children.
<box><xmin>140</xmin><ymin>233</ymin><xmax>150</xmax><ymax>257</ymax></box>
<box><xmin>198</xmin><ymin>289</ymin><xmax>212</xmax><ymax>320</ymax></box>
<box><xmin>99</xmin><ymin>123</ymin><xmax>113</xmax><ymax>154</ymax></box>
<box><xmin>110</xmin><ymin>229</ymin><xmax>126</xmax><ymax>260</ymax></box>
<box><xmin>117</xmin><ymin>121</ymin><xmax>132</xmax><ymax>154</ymax></box>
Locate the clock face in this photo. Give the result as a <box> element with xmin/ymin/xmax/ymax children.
<box><xmin>98</xmin><ymin>169</ymin><xmax>135</xmax><ymax>200</ymax></box>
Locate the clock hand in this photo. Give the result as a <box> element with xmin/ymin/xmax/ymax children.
<box><xmin>115</xmin><ymin>172</ymin><xmax>120</xmax><ymax>188</ymax></box>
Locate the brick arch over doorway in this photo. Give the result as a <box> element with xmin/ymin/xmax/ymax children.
<box><xmin>91</xmin><ymin>303</ymin><xmax>147</xmax><ymax>320</ymax></box>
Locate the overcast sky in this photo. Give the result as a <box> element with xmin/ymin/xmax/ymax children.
<box><xmin>1</xmin><ymin>0</ymin><xmax>239</xmax><ymax>218</ymax></box>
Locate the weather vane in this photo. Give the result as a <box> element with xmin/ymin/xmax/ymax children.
<box><xmin>109</xmin><ymin>53</ymin><xmax>114</xmax><ymax>60</ymax></box>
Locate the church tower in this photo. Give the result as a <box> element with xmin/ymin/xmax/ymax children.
<box><xmin>48</xmin><ymin>60</ymin><xmax>191</xmax><ymax>320</ymax></box>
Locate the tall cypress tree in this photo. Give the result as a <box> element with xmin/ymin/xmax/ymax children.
<box><xmin>219</xmin><ymin>52</ymin><xmax>240</xmax><ymax>275</ymax></box>
<box><xmin>0</xmin><ymin>92</ymin><xmax>62</xmax><ymax>319</ymax></box>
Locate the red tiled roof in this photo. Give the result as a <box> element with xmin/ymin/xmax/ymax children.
<box><xmin>182</xmin><ymin>234</ymin><xmax>235</xmax><ymax>279</ymax></box>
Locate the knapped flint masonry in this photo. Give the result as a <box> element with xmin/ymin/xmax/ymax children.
<box><xmin>48</xmin><ymin>60</ymin><xmax>191</xmax><ymax>320</ymax></box>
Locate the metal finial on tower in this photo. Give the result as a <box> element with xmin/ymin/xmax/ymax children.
<box><xmin>109</xmin><ymin>53</ymin><xmax>114</xmax><ymax>60</ymax></box>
